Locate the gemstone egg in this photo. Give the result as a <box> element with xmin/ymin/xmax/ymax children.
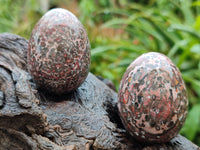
<box><xmin>118</xmin><ymin>52</ymin><xmax>188</xmax><ymax>143</ymax></box>
<box><xmin>27</xmin><ymin>8</ymin><xmax>90</xmax><ymax>94</ymax></box>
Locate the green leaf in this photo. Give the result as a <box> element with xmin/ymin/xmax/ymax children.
<box><xmin>170</xmin><ymin>24</ymin><xmax>200</xmax><ymax>39</ymax></box>
<box><xmin>192</xmin><ymin>1</ymin><xmax>200</xmax><ymax>6</ymax></box>
<box><xmin>116</xmin><ymin>59</ymin><xmax>133</xmax><ymax>67</ymax></box>
<box><xmin>198</xmin><ymin>61</ymin><xmax>200</xmax><ymax>70</ymax></box>
<box><xmin>194</xmin><ymin>15</ymin><xmax>200</xmax><ymax>30</ymax></box>
<box><xmin>179</xmin><ymin>0</ymin><xmax>195</xmax><ymax>25</ymax></box>
<box><xmin>91</xmin><ymin>45</ymin><xmax>118</xmax><ymax>56</ymax></box>
<box><xmin>101</xmin><ymin>18</ymin><xmax>130</xmax><ymax>28</ymax></box>
<box><xmin>190</xmin><ymin>44</ymin><xmax>200</xmax><ymax>54</ymax></box>
<box><xmin>167</xmin><ymin>40</ymin><xmax>188</xmax><ymax>58</ymax></box>
<box><xmin>96</xmin><ymin>8</ymin><xmax>130</xmax><ymax>17</ymax></box>
<box><xmin>181</xmin><ymin>104</ymin><xmax>200</xmax><ymax>141</ymax></box>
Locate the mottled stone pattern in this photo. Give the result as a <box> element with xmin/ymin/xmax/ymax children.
<box><xmin>118</xmin><ymin>52</ymin><xmax>188</xmax><ymax>143</ymax></box>
<box><xmin>27</xmin><ymin>8</ymin><xmax>90</xmax><ymax>94</ymax></box>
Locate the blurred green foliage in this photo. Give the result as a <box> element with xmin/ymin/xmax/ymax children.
<box><xmin>0</xmin><ymin>0</ymin><xmax>45</xmax><ymax>39</ymax></box>
<box><xmin>0</xmin><ymin>0</ymin><xmax>200</xmax><ymax>146</ymax></box>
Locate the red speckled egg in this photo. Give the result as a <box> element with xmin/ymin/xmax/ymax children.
<box><xmin>27</xmin><ymin>8</ymin><xmax>90</xmax><ymax>94</ymax></box>
<box><xmin>118</xmin><ymin>52</ymin><xmax>188</xmax><ymax>143</ymax></box>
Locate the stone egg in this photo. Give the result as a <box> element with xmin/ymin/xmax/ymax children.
<box><xmin>27</xmin><ymin>8</ymin><xmax>90</xmax><ymax>94</ymax></box>
<box><xmin>118</xmin><ymin>52</ymin><xmax>188</xmax><ymax>143</ymax></box>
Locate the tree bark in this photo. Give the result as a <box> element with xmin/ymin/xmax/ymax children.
<box><xmin>0</xmin><ymin>33</ymin><xmax>199</xmax><ymax>150</ymax></box>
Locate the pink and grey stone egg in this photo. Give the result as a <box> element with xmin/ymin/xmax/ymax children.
<box><xmin>27</xmin><ymin>8</ymin><xmax>90</xmax><ymax>95</ymax></box>
<box><xmin>118</xmin><ymin>52</ymin><xmax>188</xmax><ymax>143</ymax></box>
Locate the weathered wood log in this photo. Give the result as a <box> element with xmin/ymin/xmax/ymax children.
<box><xmin>0</xmin><ymin>33</ymin><xmax>199</xmax><ymax>150</ymax></box>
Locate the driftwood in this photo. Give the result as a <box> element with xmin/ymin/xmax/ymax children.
<box><xmin>0</xmin><ymin>33</ymin><xmax>199</xmax><ymax>150</ymax></box>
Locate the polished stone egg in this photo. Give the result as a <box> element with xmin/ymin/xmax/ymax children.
<box><xmin>27</xmin><ymin>8</ymin><xmax>90</xmax><ymax>94</ymax></box>
<box><xmin>118</xmin><ymin>52</ymin><xmax>188</xmax><ymax>143</ymax></box>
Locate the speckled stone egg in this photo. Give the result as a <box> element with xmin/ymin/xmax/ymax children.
<box><xmin>118</xmin><ymin>52</ymin><xmax>188</xmax><ymax>143</ymax></box>
<box><xmin>27</xmin><ymin>8</ymin><xmax>90</xmax><ymax>94</ymax></box>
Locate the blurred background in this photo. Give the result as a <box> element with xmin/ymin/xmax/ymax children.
<box><xmin>0</xmin><ymin>0</ymin><xmax>200</xmax><ymax>146</ymax></box>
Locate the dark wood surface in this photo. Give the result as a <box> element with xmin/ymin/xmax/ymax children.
<box><xmin>0</xmin><ymin>33</ymin><xmax>199</xmax><ymax>150</ymax></box>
